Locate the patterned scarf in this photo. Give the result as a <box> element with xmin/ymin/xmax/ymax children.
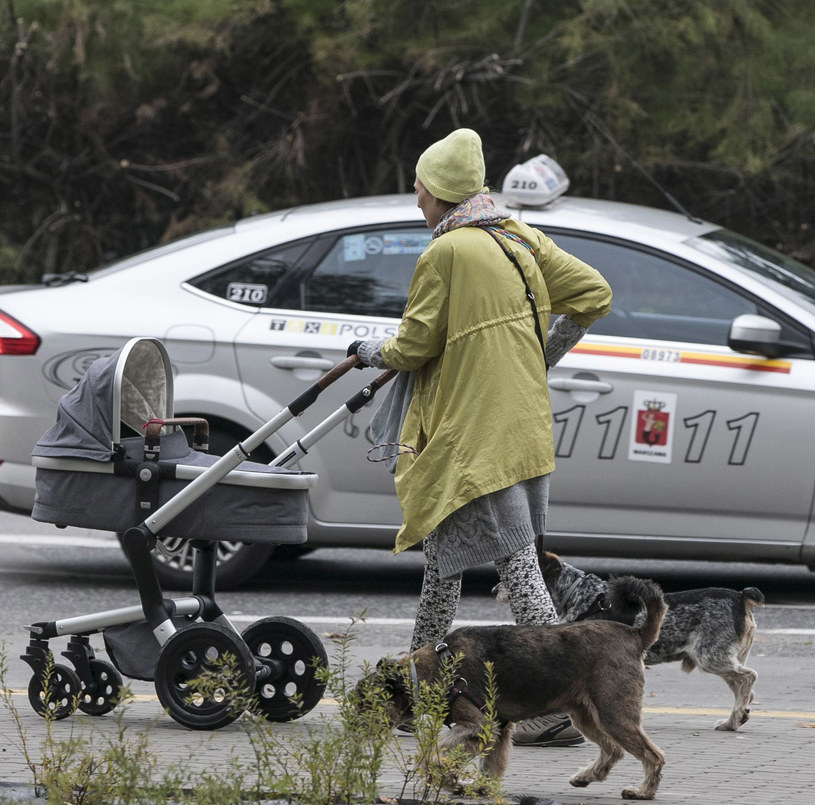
<box><xmin>433</xmin><ymin>192</ymin><xmax>507</xmax><ymax>238</ymax></box>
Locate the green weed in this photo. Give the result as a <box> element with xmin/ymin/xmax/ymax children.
<box><xmin>1</xmin><ymin>616</ymin><xmax>509</xmax><ymax>804</ymax></box>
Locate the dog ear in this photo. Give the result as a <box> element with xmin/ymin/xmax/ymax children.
<box><xmin>357</xmin><ymin>659</ymin><xmax>404</xmax><ymax>704</ymax></box>
<box><xmin>366</xmin><ymin>658</ymin><xmax>414</xmax><ymax>718</ymax></box>
<box><xmin>374</xmin><ymin>658</ymin><xmax>406</xmax><ymax>690</ymax></box>
<box><xmin>539</xmin><ymin>551</ymin><xmax>563</xmax><ymax>575</ymax></box>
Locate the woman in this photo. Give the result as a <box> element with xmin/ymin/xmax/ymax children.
<box><xmin>348</xmin><ymin>128</ymin><xmax>612</xmax><ymax>746</ymax></box>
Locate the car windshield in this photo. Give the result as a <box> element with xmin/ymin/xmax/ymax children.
<box><xmin>691</xmin><ymin>230</ymin><xmax>815</xmax><ymax>306</ymax></box>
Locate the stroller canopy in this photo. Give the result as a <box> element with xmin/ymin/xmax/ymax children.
<box><xmin>33</xmin><ymin>338</ymin><xmax>173</xmax><ymax>461</ymax></box>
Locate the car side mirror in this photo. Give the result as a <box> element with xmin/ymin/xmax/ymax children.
<box><xmin>727</xmin><ymin>314</ymin><xmax>783</xmax><ymax>357</ymax></box>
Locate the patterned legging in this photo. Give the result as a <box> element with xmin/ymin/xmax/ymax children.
<box><xmin>409</xmin><ymin>531</ymin><xmax>558</xmax><ymax>652</ymax></box>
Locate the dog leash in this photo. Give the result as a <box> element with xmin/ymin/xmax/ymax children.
<box><xmin>409</xmin><ymin>657</ymin><xmax>420</xmax><ymax>699</ymax></box>
<box><xmin>559</xmin><ymin>573</ymin><xmax>587</xmax><ymax>615</ymax></box>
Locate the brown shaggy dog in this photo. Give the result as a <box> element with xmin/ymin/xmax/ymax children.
<box><xmin>361</xmin><ymin>576</ymin><xmax>667</xmax><ymax>800</ymax></box>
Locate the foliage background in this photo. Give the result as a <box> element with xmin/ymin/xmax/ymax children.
<box><xmin>1</xmin><ymin>0</ymin><xmax>813</xmax><ymax>283</ymax></box>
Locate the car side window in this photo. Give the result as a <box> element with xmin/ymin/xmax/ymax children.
<box><xmin>299</xmin><ymin>229</ymin><xmax>431</xmax><ymax>318</ymax></box>
<box><xmin>187</xmin><ymin>241</ymin><xmax>312</xmax><ymax>307</ymax></box>
<box><xmin>547</xmin><ymin>233</ymin><xmax>757</xmax><ymax>345</ymax></box>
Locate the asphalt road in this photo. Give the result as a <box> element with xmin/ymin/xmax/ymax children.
<box><xmin>1</xmin><ymin>508</ymin><xmax>813</xmax><ymax>685</ymax></box>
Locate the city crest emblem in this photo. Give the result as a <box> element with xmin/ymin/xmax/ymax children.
<box><xmin>628</xmin><ymin>390</ymin><xmax>677</xmax><ymax>463</ymax></box>
<box><xmin>637</xmin><ymin>398</ymin><xmax>669</xmax><ymax>447</ymax></box>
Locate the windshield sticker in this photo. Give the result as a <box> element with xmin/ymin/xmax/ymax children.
<box><xmin>571</xmin><ymin>342</ymin><xmax>792</xmax><ymax>374</ymax></box>
<box><xmin>629</xmin><ymin>390</ymin><xmax>677</xmax><ymax>464</ymax></box>
<box><xmin>227</xmin><ymin>282</ymin><xmax>268</xmax><ymax>305</ymax></box>
<box><xmin>343</xmin><ymin>234</ymin><xmax>367</xmax><ymax>262</ymax></box>
<box><xmin>383</xmin><ymin>233</ymin><xmax>431</xmax><ymax>254</ymax></box>
<box><xmin>364</xmin><ymin>236</ymin><xmax>384</xmax><ymax>255</ymax></box>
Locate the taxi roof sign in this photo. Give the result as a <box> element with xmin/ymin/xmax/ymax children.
<box><xmin>502</xmin><ymin>154</ymin><xmax>569</xmax><ymax>208</ymax></box>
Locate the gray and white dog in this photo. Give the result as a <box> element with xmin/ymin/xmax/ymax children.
<box><xmin>496</xmin><ymin>551</ymin><xmax>764</xmax><ymax>731</ymax></box>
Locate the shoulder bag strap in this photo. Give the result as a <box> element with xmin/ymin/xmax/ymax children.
<box><xmin>480</xmin><ymin>225</ymin><xmax>549</xmax><ymax>370</ymax></box>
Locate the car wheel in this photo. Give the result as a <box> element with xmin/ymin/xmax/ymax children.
<box><xmin>145</xmin><ymin>541</ymin><xmax>311</xmax><ymax>589</ymax></box>
<box><xmin>119</xmin><ymin>422</ymin><xmax>280</xmax><ymax>590</ymax></box>
<box><xmin>150</xmin><ymin>537</ymin><xmax>276</xmax><ymax>590</ymax></box>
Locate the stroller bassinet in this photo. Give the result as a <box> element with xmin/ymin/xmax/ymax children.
<box><xmin>21</xmin><ymin>337</ymin><xmax>394</xmax><ymax>730</ymax></box>
<box><xmin>31</xmin><ymin>337</ymin><xmax>312</xmax><ymax>543</ymax></box>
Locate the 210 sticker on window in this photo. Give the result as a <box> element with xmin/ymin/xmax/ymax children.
<box><xmin>227</xmin><ymin>282</ymin><xmax>268</xmax><ymax>305</ymax></box>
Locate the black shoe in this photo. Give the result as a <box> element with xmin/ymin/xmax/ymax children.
<box><xmin>512</xmin><ymin>714</ymin><xmax>585</xmax><ymax>746</ymax></box>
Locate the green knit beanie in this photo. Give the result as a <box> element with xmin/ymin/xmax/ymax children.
<box><xmin>415</xmin><ymin>128</ymin><xmax>485</xmax><ymax>203</ymax></box>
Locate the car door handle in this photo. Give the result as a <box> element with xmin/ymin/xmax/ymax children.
<box><xmin>548</xmin><ymin>377</ymin><xmax>613</xmax><ymax>394</ymax></box>
<box><xmin>270</xmin><ymin>356</ymin><xmax>335</xmax><ymax>371</ymax></box>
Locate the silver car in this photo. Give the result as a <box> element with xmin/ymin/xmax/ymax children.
<box><xmin>3</xmin><ymin>162</ymin><xmax>815</xmax><ymax>587</ymax></box>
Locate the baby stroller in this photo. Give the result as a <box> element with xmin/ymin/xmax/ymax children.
<box><xmin>22</xmin><ymin>337</ymin><xmax>395</xmax><ymax>730</ymax></box>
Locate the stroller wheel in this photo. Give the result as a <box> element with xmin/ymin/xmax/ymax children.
<box><xmin>154</xmin><ymin>622</ymin><xmax>255</xmax><ymax>730</ymax></box>
<box><xmin>242</xmin><ymin>616</ymin><xmax>328</xmax><ymax>721</ymax></box>
<box><xmin>77</xmin><ymin>659</ymin><xmax>124</xmax><ymax>716</ymax></box>
<box><xmin>28</xmin><ymin>663</ymin><xmax>81</xmax><ymax>720</ymax></box>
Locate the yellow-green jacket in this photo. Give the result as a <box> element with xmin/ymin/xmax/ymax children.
<box><xmin>380</xmin><ymin>218</ymin><xmax>611</xmax><ymax>554</ymax></box>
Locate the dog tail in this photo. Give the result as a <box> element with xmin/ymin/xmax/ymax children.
<box><xmin>738</xmin><ymin>587</ymin><xmax>765</xmax><ymax>640</ymax></box>
<box><xmin>629</xmin><ymin>577</ymin><xmax>667</xmax><ymax>651</ymax></box>
<box><xmin>741</xmin><ymin>587</ymin><xmax>765</xmax><ymax>611</ymax></box>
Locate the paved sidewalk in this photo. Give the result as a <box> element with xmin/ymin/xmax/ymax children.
<box><xmin>2</xmin><ymin>610</ymin><xmax>814</xmax><ymax>803</ymax></box>
<box><xmin>2</xmin><ymin>683</ymin><xmax>814</xmax><ymax>804</ymax></box>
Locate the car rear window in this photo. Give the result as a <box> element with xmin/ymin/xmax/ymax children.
<box><xmin>187</xmin><ymin>240</ymin><xmax>313</xmax><ymax>307</ymax></box>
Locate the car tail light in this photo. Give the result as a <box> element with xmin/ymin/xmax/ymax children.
<box><xmin>0</xmin><ymin>311</ymin><xmax>40</xmax><ymax>355</ymax></box>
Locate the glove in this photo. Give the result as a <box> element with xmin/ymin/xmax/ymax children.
<box><xmin>346</xmin><ymin>340</ymin><xmax>367</xmax><ymax>369</ymax></box>
<box><xmin>545</xmin><ymin>315</ymin><xmax>588</xmax><ymax>369</ymax></box>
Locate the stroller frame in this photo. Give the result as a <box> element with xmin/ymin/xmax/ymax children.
<box><xmin>21</xmin><ymin>337</ymin><xmax>396</xmax><ymax>730</ymax></box>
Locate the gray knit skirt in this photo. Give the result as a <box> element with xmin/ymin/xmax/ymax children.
<box><xmin>434</xmin><ymin>474</ymin><xmax>550</xmax><ymax>579</ymax></box>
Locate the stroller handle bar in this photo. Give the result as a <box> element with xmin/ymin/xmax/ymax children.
<box><xmin>272</xmin><ymin>367</ymin><xmax>398</xmax><ymax>468</ymax></box>
<box><xmin>350</xmin><ymin>367</ymin><xmax>399</xmax><ymax>412</ymax></box>
<box><xmin>140</xmin><ymin>357</ymin><xmax>396</xmax><ymax>538</ymax></box>
<box><xmin>288</xmin><ymin>354</ymin><xmax>360</xmax><ymax>417</ymax></box>
<box><xmin>239</xmin><ymin>354</ymin><xmax>360</xmax><ymax>456</ymax></box>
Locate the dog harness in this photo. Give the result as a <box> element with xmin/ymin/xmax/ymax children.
<box><xmin>579</xmin><ymin>592</ymin><xmax>610</xmax><ymax>619</ymax></box>
<box><xmin>560</xmin><ymin>571</ymin><xmax>609</xmax><ymax>621</ymax></box>
<box><xmin>434</xmin><ymin>642</ymin><xmax>487</xmax><ymax>713</ymax></box>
